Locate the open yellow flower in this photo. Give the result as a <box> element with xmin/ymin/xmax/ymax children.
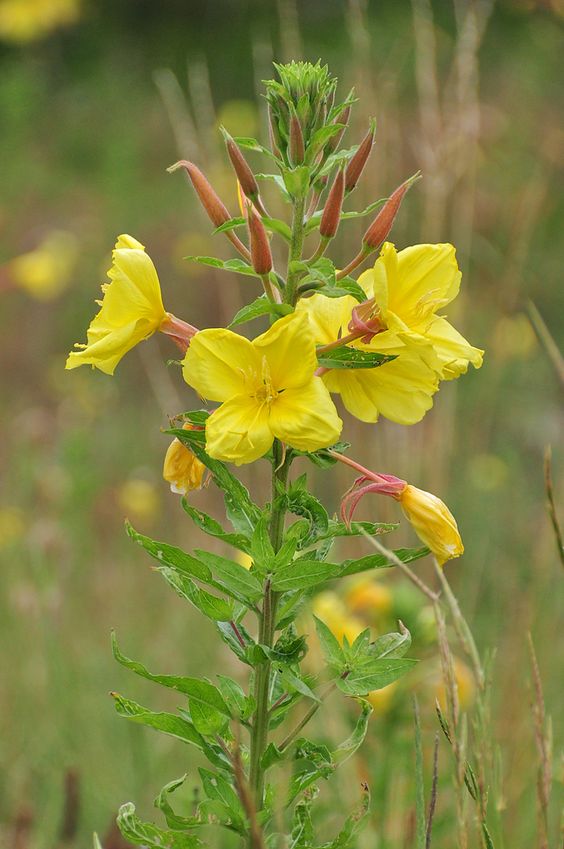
<box><xmin>359</xmin><ymin>241</ymin><xmax>483</xmax><ymax>379</ymax></box>
<box><xmin>297</xmin><ymin>293</ymin><xmax>439</xmax><ymax>424</ymax></box>
<box><xmin>181</xmin><ymin>311</ymin><xmax>342</xmax><ymax>465</ymax></box>
<box><xmin>65</xmin><ymin>235</ymin><xmax>167</xmax><ymax>375</ymax></box>
<box><xmin>163</xmin><ymin>424</ymin><xmax>206</xmax><ymax>495</ymax></box>
<box><xmin>398</xmin><ymin>484</ymin><xmax>463</xmax><ymax>565</ymax></box>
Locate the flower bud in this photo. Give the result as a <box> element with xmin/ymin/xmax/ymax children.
<box><xmin>345</xmin><ymin>119</ymin><xmax>376</xmax><ymax>193</ymax></box>
<box><xmin>246</xmin><ymin>203</ymin><xmax>272</xmax><ymax>276</ymax></box>
<box><xmin>326</xmin><ymin>102</ymin><xmax>351</xmax><ymax>154</ymax></box>
<box><xmin>289</xmin><ymin>111</ymin><xmax>305</xmax><ymax>165</ymax></box>
<box><xmin>268</xmin><ymin>105</ymin><xmax>282</xmax><ymax>159</ymax></box>
<box><xmin>319</xmin><ymin>168</ymin><xmax>345</xmax><ymax>239</ymax></box>
<box><xmin>363</xmin><ymin>172</ymin><xmax>420</xmax><ymax>250</ymax></box>
<box><xmin>167</xmin><ymin>160</ymin><xmax>230</xmax><ymax>228</ymax></box>
<box><xmin>398</xmin><ymin>484</ymin><xmax>463</xmax><ymax>566</ymax></box>
<box><xmin>221</xmin><ymin>128</ymin><xmax>260</xmax><ymax>202</ymax></box>
<box><xmin>163</xmin><ymin>424</ymin><xmax>206</xmax><ymax>495</ymax></box>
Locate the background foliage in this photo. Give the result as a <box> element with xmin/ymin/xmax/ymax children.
<box><xmin>0</xmin><ymin>1</ymin><xmax>562</xmax><ymax>847</ymax></box>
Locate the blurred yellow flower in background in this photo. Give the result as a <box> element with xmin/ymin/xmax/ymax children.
<box><xmin>399</xmin><ymin>484</ymin><xmax>463</xmax><ymax>565</ymax></box>
<box><xmin>343</xmin><ymin>576</ymin><xmax>393</xmax><ymax>618</ymax></box>
<box><xmin>182</xmin><ymin>312</ymin><xmax>342</xmax><ymax>464</ymax></box>
<box><xmin>8</xmin><ymin>231</ymin><xmax>78</xmax><ymax>301</ymax></box>
<box><xmin>118</xmin><ymin>479</ymin><xmax>159</xmax><ymax>523</ymax></box>
<box><xmin>65</xmin><ymin>235</ymin><xmax>167</xmax><ymax>375</ymax></box>
<box><xmin>0</xmin><ymin>0</ymin><xmax>80</xmax><ymax>43</ymax></box>
<box><xmin>367</xmin><ymin>681</ymin><xmax>398</xmax><ymax>714</ymax></box>
<box><xmin>312</xmin><ymin>591</ymin><xmax>364</xmax><ymax>645</ymax></box>
<box><xmin>162</xmin><ymin>424</ymin><xmax>206</xmax><ymax>495</ymax></box>
<box><xmin>434</xmin><ymin>657</ymin><xmax>476</xmax><ymax>712</ymax></box>
<box><xmin>0</xmin><ymin>506</ymin><xmax>25</xmax><ymax>549</ymax></box>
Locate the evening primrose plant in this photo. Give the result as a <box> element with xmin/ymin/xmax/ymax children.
<box><xmin>67</xmin><ymin>62</ymin><xmax>483</xmax><ymax>849</ymax></box>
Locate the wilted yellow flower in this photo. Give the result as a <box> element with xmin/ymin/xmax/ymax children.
<box><xmin>359</xmin><ymin>241</ymin><xmax>483</xmax><ymax>380</ymax></box>
<box><xmin>163</xmin><ymin>425</ymin><xmax>206</xmax><ymax>495</ymax></box>
<box><xmin>344</xmin><ymin>577</ymin><xmax>392</xmax><ymax>617</ymax></box>
<box><xmin>297</xmin><ymin>292</ymin><xmax>439</xmax><ymax>425</ymax></box>
<box><xmin>65</xmin><ymin>235</ymin><xmax>167</xmax><ymax>375</ymax></box>
<box><xmin>399</xmin><ymin>484</ymin><xmax>463</xmax><ymax>566</ymax></box>
<box><xmin>8</xmin><ymin>231</ymin><xmax>78</xmax><ymax>300</ymax></box>
<box><xmin>182</xmin><ymin>311</ymin><xmax>342</xmax><ymax>465</ymax></box>
<box><xmin>0</xmin><ymin>0</ymin><xmax>80</xmax><ymax>43</ymax></box>
<box><xmin>118</xmin><ymin>479</ymin><xmax>159</xmax><ymax>522</ymax></box>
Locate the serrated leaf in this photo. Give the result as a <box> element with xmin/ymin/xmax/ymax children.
<box><xmin>272</xmin><ymin>560</ymin><xmax>344</xmax><ymax>592</ymax></box>
<box><xmin>126</xmin><ymin>523</ymin><xmax>211</xmax><ymax>582</ymax></box>
<box><xmin>314</xmin><ymin>616</ymin><xmax>345</xmax><ymax>671</ymax></box>
<box><xmin>117</xmin><ymin>802</ymin><xmax>204</xmax><ymax>848</ymax></box>
<box><xmin>316</xmin><ymin>346</ymin><xmax>396</xmax><ymax>370</ymax></box>
<box><xmin>112</xmin><ymin>693</ymin><xmax>205</xmax><ymax>748</ymax></box>
<box><xmin>341</xmin><ymin>545</ymin><xmax>430</xmax><ymax>576</ymax></box>
<box><xmin>184</xmin><ymin>255</ymin><xmax>258</xmax><ymax>277</ymax></box>
<box><xmin>229</xmin><ymin>296</ymin><xmax>293</xmax><ymax>328</ymax></box>
<box><xmin>337</xmin><ymin>658</ymin><xmax>417</xmax><ymax>696</ymax></box>
<box><xmin>195</xmin><ymin>550</ymin><xmax>263</xmax><ymax>604</ymax></box>
<box><xmin>158</xmin><ymin>567</ymin><xmax>234</xmax><ymax>621</ymax></box>
<box><xmin>199</xmin><ymin>768</ymin><xmax>245</xmax><ymax>831</ymax></box>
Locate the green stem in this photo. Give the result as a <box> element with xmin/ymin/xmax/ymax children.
<box><xmin>284</xmin><ymin>193</ymin><xmax>307</xmax><ymax>305</ymax></box>
<box><xmin>248</xmin><ymin>440</ymin><xmax>290</xmax><ymax>825</ymax></box>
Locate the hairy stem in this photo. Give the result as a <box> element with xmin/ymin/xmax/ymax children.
<box><xmin>284</xmin><ymin>194</ymin><xmax>307</xmax><ymax>305</ymax></box>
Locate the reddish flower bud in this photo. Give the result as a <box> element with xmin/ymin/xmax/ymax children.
<box><xmin>247</xmin><ymin>203</ymin><xmax>272</xmax><ymax>276</ymax></box>
<box><xmin>168</xmin><ymin>160</ymin><xmax>230</xmax><ymax>228</ymax></box>
<box><xmin>363</xmin><ymin>172</ymin><xmax>420</xmax><ymax>250</ymax></box>
<box><xmin>345</xmin><ymin>120</ymin><xmax>376</xmax><ymax>193</ymax></box>
<box><xmin>319</xmin><ymin>168</ymin><xmax>345</xmax><ymax>239</ymax></box>
<box><xmin>221</xmin><ymin>128</ymin><xmax>260</xmax><ymax>201</ymax></box>
<box><xmin>289</xmin><ymin>112</ymin><xmax>305</xmax><ymax>165</ymax></box>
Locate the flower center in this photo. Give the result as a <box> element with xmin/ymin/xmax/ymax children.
<box><xmin>253</xmin><ymin>357</ymin><xmax>279</xmax><ymax>406</ymax></box>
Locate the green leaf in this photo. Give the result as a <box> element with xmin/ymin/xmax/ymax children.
<box><xmin>216</xmin><ymin>620</ymin><xmax>255</xmax><ymax>664</ymax></box>
<box><xmin>288</xmin><ymin>740</ymin><xmax>334</xmax><ymax>802</ymax></box>
<box><xmin>199</xmin><ymin>768</ymin><xmax>245</xmax><ymax>831</ymax></box>
<box><xmin>261</xmin><ymin>742</ymin><xmax>284</xmax><ymax>771</ymax></box>
<box><xmin>305</xmin><ymin>198</ymin><xmax>386</xmax><ymax>233</ymax></box>
<box><xmin>315</xmin><ymin>276</ymin><xmax>367</xmax><ymax>303</ymax></box>
<box><xmin>184</xmin><ymin>256</ymin><xmax>258</xmax><ymax>277</ymax></box>
<box><xmin>169</xmin><ymin>428</ymin><xmax>261</xmax><ymax>534</ymax></box>
<box><xmin>155</xmin><ymin>776</ymin><xmax>206</xmax><ymax>830</ymax></box>
<box><xmin>256</xmin><ymin>173</ymin><xmax>292</xmax><ymax>202</ymax></box>
<box><xmin>337</xmin><ymin>658</ymin><xmax>417</xmax><ymax>696</ymax></box>
<box><xmin>195</xmin><ymin>550</ymin><xmax>263</xmax><ymax>605</ymax></box>
<box><xmin>117</xmin><ymin>802</ymin><xmax>204</xmax><ymax>849</ymax></box>
<box><xmin>126</xmin><ymin>523</ymin><xmax>211</xmax><ymax>582</ymax></box>
<box><xmin>369</xmin><ymin>626</ymin><xmax>412</xmax><ymax>659</ymax></box>
<box><xmin>314</xmin><ymin>616</ymin><xmax>345</xmax><ymax>672</ymax></box>
<box><xmin>248</xmin><ymin>515</ymin><xmax>275</xmax><ymax>570</ymax></box>
<box><xmin>92</xmin><ymin>835</ymin><xmax>104</xmax><ymax>849</ymax></box>
<box><xmin>333</xmin><ymin>700</ymin><xmax>373</xmax><ymax>765</ymax></box>
<box><xmin>233</xmin><ymin>136</ymin><xmax>278</xmax><ymax>161</ymax></box>
<box><xmin>262</xmin><ymin>216</ymin><xmax>293</xmax><ymax>241</ymax></box>
<box><xmin>279</xmin><ymin>666</ymin><xmax>320</xmax><ymax>703</ymax></box>
<box><xmin>229</xmin><ymin>296</ymin><xmax>293</xmax><ymax>328</ymax></box>
<box><xmin>212</xmin><ymin>216</ymin><xmax>245</xmax><ymax>234</ymax></box>
<box><xmin>322</xmin><ymin>784</ymin><xmax>370</xmax><ymax>848</ymax></box>
<box><xmin>290</xmin><ymin>790</ymin><xmax>316</xmax><ymax>849</ymax></box>
<box><xmin>112</xmin><ymin>693</ymin><xmax>205</xmax><ymax>748</ymax></box>
<box><xmin>293</xmin><ymin>441</ymin><xmax>350</xmax><ymax>469</ymax></box>
<box><xmin>283</xmin><ymin>165</ymin><xmax>310</xmax><ymax>198</ymax></box>
<box><xmin>341</xmin><ymin>545</ymin><xmax>430</xmax><ymax>576</ymax></box>
<box><xmin>271</xmin><ymin>560</ymin><xmax>344</xmax><ymax>592</ymax></box>
<box><xmin>313</xmin><ymin>519</ymin><xmax>397</xmax><ymax>544</ymax></box>
<box><xmin>316</xmin><ymin>346</ymin><xmax>396</xmax><ymax>370</ymax></box>
<box><xmin>305</xmin><ymin>123</ymin><xmax>346</xmax><ymax>162</ymax></box>
<box><xmin>281</xmin><ymin>478</ymin><xmax>329</xmax><ymax>548</ymax></box>
<box><xmin>181</xmin><ymin>501</ymin><xmax>250</xmax><ymax>552</ymax></box>
<box><xmin>216</xmin><ymin>675</ymin><xmax>255</xmax><ymax>722</ymax></box>
<box><xmin>158</xmin><ymin>567</ymin><xmax>234</xmax><ymax>622</ymax></box>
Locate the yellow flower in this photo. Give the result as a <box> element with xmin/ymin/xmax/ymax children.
<box><xmin>398</xmin><ymin>484</ymin><xmax>463</xmax><ymax>565</ymax></box>
<box><xmin>344</xmin><ymin>577</ymin><xmax>393</xmax><ymax>618</ymax></box>
<box><xmin>163</xmin><ymin>424</ymin><xmax>206</xmax><ymax>495</ymax></box>
<box><xmin>181</xmin><ymin>311</ymin><xmax>342</xmax><ymax>465</ymax></box>
<box><xmin>117</xmin><ymin>479</ymin><xmax>159</xmax><ymax>523</ymax></box>
<box><xmin>0</xmin><ymin>0</ymin><xmax>80</xmax><ymax>43</ymax></box>
<box><xmin>359</xmin><ymin>241</ymin><xmax>483</xmax><ymax>380</ymax></box>
<box><xmin>235</xmin><ymin>551</ymin><xmax>254</xmax><ymax>570</ymax></box>
<box><xmin>65</xmin><ymin>235</ymin><xmax>167</xmax><ymax>375</ymax></box>
<box><xmin>311</xmin><ymin>592</ymin><xmax>364</xmax><ymax>645</ymax></box>
<box><xmin>9</xmin><ymin>231</ymin><xmax>78</xmax><ymax>301</ymax></box>
<box><xmin>297</xmin><ymin>293</ymin><xmax>439</xmax><ymax>425</ymax></box>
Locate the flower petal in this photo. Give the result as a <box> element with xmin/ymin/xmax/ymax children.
<box><xmin>65</xmin><ymin>318</ymin><xmax>153</xmax><ymax>374</ymax></box>
<box><xmin>205</xmin><ymin>395</ymin><xmax>273</xmax><ymax>465</ymax></box>
<box><xmin>182</xmin><ymin>328</ymin><xmax>260</xmax><ymax>402</ymax></box>
<box><xmin>386</xmin><ymin>242</ymin><xmax>461</xmax><ymax>327</ymax></box>
<box><xmin>295</xmin><ymin>293</ymin><xmax>355</xmax><ymax>345</ymax></box>
<box><xmin>253</xmin><ymin>311</ymin><xmax>318</xmax><ymax>390</ymax></box>
<box><xmin>269</xmin><ymin>377</ymin><xmax>342</xmax><ymax>451</ymax></box>
<box><xmin>425</xmin><ymin>316</ymin><xmax>484</xmax><ymax>379</ymax></box>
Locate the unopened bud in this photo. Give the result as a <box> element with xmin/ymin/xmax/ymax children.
<box><xmin>363</xmin><ymin>172</ymin><xmax>420</xmax><ymax>250</ymax></box>
<box><xmin>221</xmin><ymin>128</ymin><xmax>260</xmax><ymax>201</ymax></box>
<box><xmin>168</xmin><ymin>160</ymin><xmax>230</xmax><ymax>228</ymax></box>
<box><xmin>345</xmin><ymin>119</ymin><xmax>376</xmax><ymax>193</ymax></box>
<box><xmin>319</xmin><ymin>168</ymin><xmax>345</xmax><ymax>239</ymax></box>
<box><xmin>268</xmin><ymin>105</ymin><xmax>282</xmax><ymax>159</ymax></box>
<box><xmin>326</xmin><ymin>103</ymin><xmax>351</xmax><ymax>154</ymax></box>
<box><xmin>289</xmin><ymin>111</ymin><xmax>305</xmax><ymax>165</ymax></box>
<box><xmin>247</xmin><ymin>203</ymin><xmax>272</xmax><ymax>276</ymax></box>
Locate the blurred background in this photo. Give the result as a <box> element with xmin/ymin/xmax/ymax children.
<box><xmin>0</xmin><ymin>1</ymin><xmax>563</xmax><ymax>847</ymax></box>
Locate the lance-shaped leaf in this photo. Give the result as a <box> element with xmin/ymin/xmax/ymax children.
<box><xmin>216</xmin><ymin>675</ymin><xmax>255</xmax><ymax>722</ymax></box>
<box><xmin>126</xmin><ymin>523</ymin><xmax>211</xmax><ymax>582</ymax></box>
<box><xmin>291</xmin><ymin>789</ymin><xmax>317</xmax><ymax>849</ymax></box>
<box><xmin>229</xmin><ymin>296</ymin><xmax>293</xmax><ymax>328</ymax></box>
<box><xmin>184</xmin><ymin>255</ymin><xmax>259</xmax><ymax>278</ymax></box>
<box><xmin>199</xmin><ymin>768</ymin><xmax>246</xmax><ymax>832</ymax></box>
<box><xmin>316</xmin><ymin>346</ymin><xmax>396</xmax><ymax>370</ymax></box>
<box><xmin>332</xmin><ymin>699</ymin><xmax>373</xmax><ymax>765</ymax></box>
<box><xmin>341</xmin><ymin>545</ymin><xmax>430</xmax><ymax>576</ymax></box>
<box><xmin>312</xmin><ymin>519</ymin><xmax>397</xmax><ymax>543</ymax></box>
<box><xmin>216</xmin><ymin>620</ymin><xmax>255</xmax><ymax>664</ymax></box>
<box><xmin>271</xmin><ymin>559</ymin><xmax>345</xmax><ymax>592</ymax></box>
<box><xmin>305</xmin><ymin>197</ymin><xmax>387</xmax><ymax>233</ymax></box>
<box><xmin>337</xmin><ymin>657</ymin><xmax>417</xmax><ymax>696</ymax></box>
<box><xmin>158</xmin><ymin>567</ymin><xmax>234</xmax><ymax>622</ymax></box>
<box><xmin>195</xmin><ymin>550</ymin><xmax>263</xmax><ymax>605</ymax></box>
<box><xmin>117</xmin><ymin>802</ymin><xmax>204</xmax><ymax>849</ymax></box>
<box><xmin>154</xmin><ymin>776</ymin><xmax>206</xmax><ymax>831</ymax></box>
<box><xmin>112</xmin><ymin>693</ymin><xmax>204</xmax><ymax>748</ymax></box>
<box><xmin>181</xmin><ymin>502</ymin><xmax>250</xmax><ymax>552</ymax></box>
<box><xmin>314</xmin><ymin>616</ymin><xmax>345</xmax><ymax>673</ymax></box>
